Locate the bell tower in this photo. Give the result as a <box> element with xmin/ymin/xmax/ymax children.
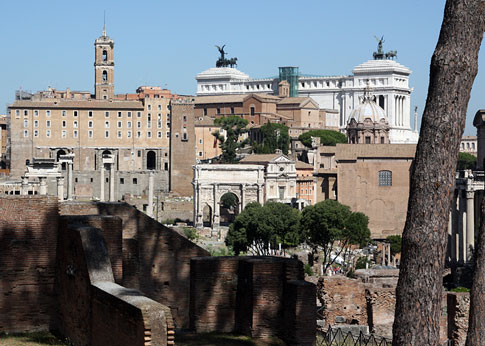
<box><xmin>94</xmin><ymin>24</ymin><xmax>114</xmax><ymax>100</ymax></box>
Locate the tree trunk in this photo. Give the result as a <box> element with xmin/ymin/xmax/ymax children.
<box><xmin>392</xmin><ymin>1</ymin><xmax>484</xmax><ymax>345</ymax></box>
<box><xmin>466</xmin><ymin>198</ymin><xmax>485</xmax><ymax>345</ymax></box>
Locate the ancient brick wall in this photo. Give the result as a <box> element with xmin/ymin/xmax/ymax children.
<box><xmin>447</xmin><ymin>292</ymin><xmax>470</xmax><ymax>346</ymax></box>
<box><xmin>56</xmin><ymin>221</ymin><xmax>172</xmax><ymax>346</ymax></box>
<box><xmin>190</xmin><ymin>256</ymin><xmax>313</xmax><ymax>344</ymax></box>
<box><xmin>0</xmin><ymin>196</ymin><xmax>59</xmax><ymax>333</ymax></box>
<box><xmin>189</xmin><ymin>257</ymin><xmax>241</xmax><ymax>332</ymax></box>
<box><xmin>283</xmin><ymin>280</ymin><xmax>316</xmax><ymax>346</ymax></box>
<box><xmin>59</xmin><ymin>215</ymin><xmax>123</xmax><ymax>283</ymax></box>
<box><xmin>365</xmin><ymin>288</ymin><xmax>395</xmax><ymax>339</ymax></box>
<box><xmin>59</xmin><ymin>201</ymin><xmax>209</xmax><ymax>328</ymax></box>
<box><xmin>318</xmin><ymin>276</ymin><xmax>368</xmax><ymax>327</ymax></box>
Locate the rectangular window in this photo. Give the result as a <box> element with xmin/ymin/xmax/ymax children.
<box><xmin>105</xmin><ymin>111</ymin><xmax>110</xmax><ymax>118</ymax></box>
<box><xmin>34</xmin><ymin>130</ymin><xmax>39</xmax><ymax>137</ymax></box>
<box><xmin>88</xmin><ymin>130</ymin><xmax>93</xmax><ymax>138</ymax></box>
<box><xmin>198</xmin><ymin>151</ymin><xmax>202</xmax><ymax>157</ymax></box>
<box><xmin>24</xmin><ymin>120</ymin><xmax>28</xmax><ymax>128</ymax></box>
<box><xmin>133</xmin><ymin>178</ymin><xmax>138</xmax><ymax>184</ymax></box>
<box><xmin>157</xmin><ymin>131</ymin><xmax>162</xmax><ymax>138</ymax></box>
<box><xmin>62</xmin><ymin>110</ymin><xmax>67</xmax><ymax>117</ymax></box>
<box><xmin>88</xmin><ymin>111</ymin><xmax>93</xmax><ymax>117</ymax></box>
<box><xmin>15</xmin><ymin>109</ymin><xmax>20</xmax><ymax>117</ymax></box>
<box><xmin>147</xmin><ymin>131</ymin><xmax>152</xmax><ymax>138</ymax></box>
<box><xmin>378</xmin><ymin>170</ymin><xmax>392</xmax><ymax>186</ymax></box>
<box><xmin>166</xmin><ymin>132</ymin><xmax>170</xmax><ymax>138</ymax></box>
<box><xmin>117</xmin><ymin>121</ymin><xmax>122</xmax><ymax>128</ymax></box>
<box><xmin>127</xmin><ymin>131</ymin><xmax>132</xmax><ymax>138</ymax></box>
<box><xmin>46</xmin><ymin>130</ymin><xmax>51</xmax><ymax>137</ymax></box>
<box><xmin>73</xmin><ymin>121</ymin><xmax>78</xmax><ymax>128</ymax></box>
<box><xmin>24</xmin><ymin>110</ymin><xmax>28</xmax><ymax>116</ymax></box>
<box><xmin>127</xmin><ymin>111</ymin><xmax>132</xmax><ymax>118</ymax></box>
<box><xmin>250</xmin><ymin>107</ymin><xmax>255</xmax><ymax>116</ymax></box>
<box><xmin>46</xmin><ymin>120</ymin><xmax>51</xmax><ymax>128</ymax></box>
<box><xmin>231</xmin><ymin>107</ymin><xmax>234</xmax><ymax>114</ymax></box>
<box><xmin>62</xmin><ymin>130</ymin><xmax>67</xmax><ymax>138</ymax></box>
<box><xmin>120</xmin><ymin>178</ymin><xmax>124</xmax><ymax>184</ymax></box>
<box><xmin>148</xmin><ymin>105</ymin><xmax>152</xmax><ymax>110</ymax></box>
<box><xmin>73</xmin><ymin>110</ymin><xmax>78</xmax><ymax>117</ymax></box>
<box><xmin>203</xmin><ymin>108</ymin><xmax>207</xmax><ymax>116</ymax></box>
<box><xmin>62</xmin><ymin>120</ymin><xmax>66</xmax><ymax>128</ymax></box>
<box><xmin>105</xmin><ymin>131</ymin><xmax>109</xmax><ymax>138</ymax></box>
<box><xmin>105</xmin><ymin>121</ymin><xmax>110</xmax><ymax>128</ymax></box>
<box><xmin>24</xmin><ymin>130</ymin><xmax>28</xmax><ymax>137</ymax></box>
<box><xmin>137</xmin><ymin>131</ymin><xmax>141</xmax><ymax>138</ymax></box>
<box><xmin>158</xmin><ymin>105</ymin><xmax>161</xmax><ymax>110</ymax></box>
<box><xmin>137</xmin><ymin>111</ymin><xmax>142</xmax><ymax>117</ymax></box>
<box><xmin>34</xmin><ymin>120</ymin><xmax>39</xmax><ymax>128</ymax></box>
<box><xmin>117</xmin><ymin>131</ymin><xmax>122</xmax><ymax>138</ymax></box>
<box><xmin>46</xmin><ymin>110</ymin><xmax>51</xmax><ymax>117</ymax></box>
<box><xmin>34</xmin><ymin>110</ymin><xmax>39</xmax><ymax>116</ymax></box>
<box><xmin>118</xmin><ymin>111</ymin><xmax>122</xmax><ymax>118</ymax></box>
<box><xmin>127</xmin><ymin>121</ymin><xmax>132</xmax><ymax>128</ymax></box>
<box><xmin>137</xmin><ymin>121</ymin><xmax>141</xmax><ymax>128</ymax></box>
<box><xmin>217</xmin><ymin>107</ymin><xmax>221</xmax><ymax>115</ymax></box>
<box><xmin>73</xmin><ymin>130</ymin><xmax>78</xmax><ymax>138</ymax></box>
<box><xmin>88</xmin><ymin>121</ymin><xmax>93</xmax><ymax>128</ymax></box>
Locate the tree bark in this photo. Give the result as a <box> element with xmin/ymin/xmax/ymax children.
<box><xmin>392</xmin><ymin>1</ymin><xmax>484</xmax><ymax>345</ymax></box>
<box><xmin>466</xmin><ymin>198</ymin><xmax>485</xmax><ymax>345</ymax></box>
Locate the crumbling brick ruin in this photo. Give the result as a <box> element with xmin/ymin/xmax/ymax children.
<box><xmin>0</xmin><ymin>196</ymin><xmax>317</xmax><ymax>345</ymax></box>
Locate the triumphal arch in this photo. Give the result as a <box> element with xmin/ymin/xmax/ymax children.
<box><xmin>193</xmin><ymin>164</ymin><xmax>265</xmax><ymax>228</ymax></box>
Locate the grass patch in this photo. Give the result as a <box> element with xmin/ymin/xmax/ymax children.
<box><xmin>175</xmin><ymin>332</ymin><xmax>286</xmax><ymax>346</ymax></box>
<box><xmin>0</xmin><ymin>331</ymin><xmax>68</xmax><ymax>345</ymax></box>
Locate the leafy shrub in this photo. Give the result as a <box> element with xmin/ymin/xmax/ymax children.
<box><xmin>304</xmin><ymin>263</ymin><xmax>314</xmax><ymax>277</ymax></box>
<box><xmin>183</xmin><ymin>227</ymin><xmax>199</xmax><ymax>242</ymax></box>
<box><xmin>298</xmin><ymin>129</ymin><xmax>347</xmax><ymax>148</ymax></box>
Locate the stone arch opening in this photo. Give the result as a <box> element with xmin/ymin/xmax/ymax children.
<box><xmin>102</xmin><ymin>70</ymin><xmax>108</xmax><ymax>82</ymax></box>
<box><xmin>147</xmin><ymin>150</ymin><xmax>156</xmax><ymax>170</ymax></box>
<box><xmin>203</xmin><ymin>204</ymin><xmax>212</xmax><ymax>227</ymax></box>
<box><xmin>57</xmin><ymin>149</ymin><xmax>66</xmax><ymax>170</ymax></box>
<box><xmin>220</xmin><ymin>192</ymin><xmax>239</xmax><ymax>225</ymax></box>
<box><xmin>102</xmin><ymin>50</ymin><xmax>108</xmax><ymax>62</ymax></box>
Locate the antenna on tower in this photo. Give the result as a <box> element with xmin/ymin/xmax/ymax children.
<box><xmin>103</xmin><ymin>11</ymin><xmax>106</xmax><ymax>36</ymax></box>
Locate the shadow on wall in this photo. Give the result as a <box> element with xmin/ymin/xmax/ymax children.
<box><xmin>59</xmin><ymin>201</ymin><xmax>210</xmax><ymax>329</ymax></box>
<box><xmin>0</xmin><ymin>197</ymin><xmax>59</xmax><ymax>333</ymax></box>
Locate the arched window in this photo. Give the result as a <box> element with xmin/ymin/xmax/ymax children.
<box><xmin>102</xmin><ymin>70</ymin><xmax>108</xmax><ymax>82</ymax></box>
<box><xmin>378</xmin><ymin>170</ymin><xmax>392</xmax><ymax>186</ymax></box>
<box><xmin>147</xmin><ymin>150</ymin><xmax>156</xmax><ymax>170</ymax></box>
<box><xmin>57</xmin><ymin>149</ymin><xmax>66</xmax><ymax>170</ymax></box>
<box><xmin>102</xmin><ymin>50</ymin><xmax>108</xmax><ymax>62</ymax></box>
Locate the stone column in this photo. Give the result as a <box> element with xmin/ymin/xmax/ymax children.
<box><xmin>461</xmin><ymin>210</ymin><xmax>467</xmax><ymax>264</ymax></box>
<box><xmin>57</xmin><ymin>176</ymin><xmax>64</xmax><ymax>201</ymax></box>
<box><xmin>240</xmin><ymin>184</ymin><xmax>246</xmax><ymax>213</ymax></box>
<box><xmin>67</xmin><ymin>162</ymin><xmax>73</xmax><ymax>200</ymax></box>
<box><xmin>387</xmin><ymin>242</ymin><xmax>391</xmax><ymax>266</ymax></box>
<box><xmin>109</xmin><ymin>163</ymin><xmax>115</xmax><ymax>202</ymax></box>
<box><xmin>100</xmin><ymin>164</ymin><xmax>105</xmax><ymax>202</ymax></box>
<box><xmin>257</xmin><ymin>184</ymin><xmax>264</xmax><ymax>204</ymax></box>
<box><xmin>147</xmin><ymin>172</ymin><xmax>154</xmax><ymax>217</ymax></box>
<box><xmin>381</xmin><ymin>243</ymin><xmax>385</xmax><ymax>266</ymax></box>
<box><xmin>213</xmin><ymin>184</ymin><xmax>220</xmax><ymax>228</ymax></box>
<box><xmin>21</xmin><ymin>176</ymin><xmax>29</xmax><ymax>195</ymax></box>
<box><xmin>448</xmin><ymin>210</ymin><xmax>454</xmax><ymax>263</ymax></box>
<box><xmin>466</xmin><ymin>190</ymin><xmax>475</xmax><ymax>262</ymax></box>
<box><xmin>39</xmin><ymin>177</ymin><xmax>47</xmax><ymax>196</ymax></box>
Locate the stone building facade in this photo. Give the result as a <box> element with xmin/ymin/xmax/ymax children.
<box><xmin>0</xmin><ymin>115</ymin><xmax>7</xmax><ymax>171</ymax></box>
<box><xmin>196</xmin><ymin>45</ymin><xmax>419</xmax><ymax>144</ymax></box>
<box><xmin>7</xmin><ymin>30</ymin><xmax>177</xmax><ymax>201</ymax></box>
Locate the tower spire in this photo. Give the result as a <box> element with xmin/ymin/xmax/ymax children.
<box><xmin>102</xmin><ymin>11</ymin><xmax>106</xmax><ymax>36</ymax></box>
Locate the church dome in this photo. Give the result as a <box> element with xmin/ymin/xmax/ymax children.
<box><xmin>349</xmin><ymin>93</ymin><xmax>387</xmax><ymax>123</ymax></box>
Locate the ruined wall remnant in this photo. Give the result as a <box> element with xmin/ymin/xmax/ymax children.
<box><xmin>447</xmin><ymin>292</ymin><xmax>470</xmax><ymax>346</ymax></box>
<box><xmin>0</xmin><ymin>196</ymin><xmax>59</xmax><ymax>333</ymax></box>
<box><xmin>190</xmin><ymin>256</ymin><xmax>315</xmax><ymax>346</ymax></box>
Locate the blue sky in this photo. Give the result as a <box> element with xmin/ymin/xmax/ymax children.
<box><xmin>1</xmin><ymin>0</ymin><xmax>483</xmax><ymax>135</ymax></box>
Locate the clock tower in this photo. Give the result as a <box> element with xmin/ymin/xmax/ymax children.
<box><xmin>94</xmin><ymin>25</ymin><xmax>114</xmax><ymax>100</ymax></box>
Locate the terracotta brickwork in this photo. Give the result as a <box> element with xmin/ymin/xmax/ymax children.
<box><xmin>0</xmin><ymin>196</ymin><xmax>59</xmax><ymax>333</ymax></box>
<box><xmin>59</xmin><ymin>215</ymin><xmax>123</xmax><ymax>283</ymax></box>
<box><xmin>365</xmin><ymin>288</ymin><xmax>395</xmax><ymax>339</ymax></box>
<box><xmin>59</xmin><ymin>201</ymin><xmax>209</xmax><ymax>328</ymax></box>
<box><xmin>447</xmin><ymin>292</ymin><xmax>470</xmax><ymax>346</ymax></box>
<box><xmin>190</xmin><ymin>256</ymin><xmax>314</xmax><ymax>344</ymax></box>
<box><xmin>56</xmin><ymin>221</ymin><xmax>171</xmax><ymax>346</ymax></box>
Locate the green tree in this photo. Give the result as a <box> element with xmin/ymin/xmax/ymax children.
<box><xmin>301</xmin><ymin>200</ymin><xmax>370</xmax><ymax>271</ymax></box>
<box><xmin>386</xmin><ymin>235</ymin><xmax>402</xmax><ymax>256</ymax></box>
<box><xmin>220</xmin><ymin>192</ymin><xmax>238</xmax><ymax>210</ymax></box>
<box><xmin>225</xmin><ymin>202</ymin><xmax>301</xmax><ymax>255</ymax></box>
<box><xmin>252</xmin><ymin>123</ymin><xmax>290</xmax><ymax>155</ymax></box>
<box><xmin>212</xmin><ymin>116</ymin><xmax>249</xmax><ymax>163</ymax></box>
<box><xmin>457</xmin><ymin>152</ymin><xmax>477</xmax><ymax>170</ymax></box>
<box><xmin>298</xmin><ymin>129</ymin><xmax>347</xmax><ymax>148</ymax></box>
